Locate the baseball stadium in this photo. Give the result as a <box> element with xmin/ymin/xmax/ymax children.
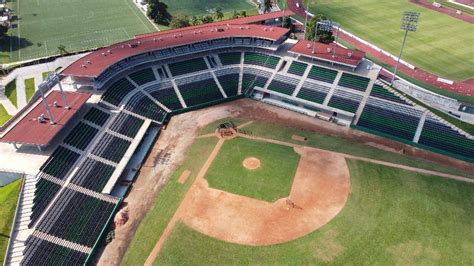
<box><xmin>0</xmin><ymin>1</ymin><xmax>473</xmax><ymax>265</ymax></box>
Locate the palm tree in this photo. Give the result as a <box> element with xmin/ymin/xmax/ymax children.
<box><xmin>260</xmin><ymin>0</ymin><xmax>273</xmax><ymax>14</ymax></box>
<box><xmin>57</xmin><ymin>45</ymin><xmax>67</xmax><ymax>56</ymax></box>
<box><xmin>215</xmin><ymin>7</ymin><xmax>224</xmax><ymax>21</ymax></box>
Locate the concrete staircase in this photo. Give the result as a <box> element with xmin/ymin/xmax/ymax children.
<box><xmin>5</xmin><ymin>174</ymin><xmax>37</xmax><ymax>265</ymax></box>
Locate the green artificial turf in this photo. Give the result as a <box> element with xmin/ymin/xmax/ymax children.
<box><xmin>306</xmin><ymin>0</ymin><xmax>474</xmax><ymax>81</ymax></box>
<box><xmin>2</xmin><ymin>0</ymin><xmax>156</xmax><ymax>63</ymax></box>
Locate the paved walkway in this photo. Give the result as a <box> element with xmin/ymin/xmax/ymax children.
<box><xmin>0</xmin><ymin>95</ymin><xmax>18</xmax><ymax>115</ymax></box>
<box><xmin>286</xmin><ymin>0</ymin><xmax>474</xmax><ymax>97</ymax></box>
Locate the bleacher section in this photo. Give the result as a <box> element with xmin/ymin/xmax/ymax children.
<box><xmin>101</xmin><ymin>78</ymin><xmax>135</xmax><ymax>106</ymax></box>
<box><xmin>219</xmin><ymin>52</ymin><xmax>242</xmax><ymax>66</ymax></box>
<box><xmin>328</xmin><ymin>89</ymin><xmax>363</xmax><ymax>113</ymax></box>
<box><xmin>370</xmin><ymin>84</ymin><xmax>410</xmax><ymax>105</ymax></box>
<box><xmin>176</xmin><ymin>74</ymin><xmax>224</xmax><ymax>107</ymax></box>
<box><xmin>91</xmin><ymin>133</ymin><xmax>131</xmax><ymax>163</ymax></box>
<box><xmin>129</xmin><ymin>68</ymin><xmax>156</xmax><ymax>86</ymax></box>
<box><xmin>287</xmin><ymin>61</ymin><xmax>308</xmax><ymax>76</ymax></box>
<box><xmin>338</xmin><ymin>73</ymin><xmax>370</xmax><ymax>92</ymax></box>
<box><xmin>64</xmin><ymin>122</ymin><xmax>98</xmax><ymax>150</ymax></box>
<box><xmin>125</xmin><ymin>91</ymin><xmax>168</xmax><ymax>122</ymax></box>
<box><xmin>83</xmin><ymin>107</ymin><xmax>110</xmax><ymax>127</ymax></box>
<box><xmin>244</xmin><ymin>52</ymin><xmax>280</xmax><ymax>69</ymax></box>
<box><xmin>215</xmin><ymin>68</ymin><xmax>240</xmax><ymax>97</ymax></box>
<box><xmin>296</xmin><ymin>81</ymin><xmax>330</xmax><ymax>104</ymax></box>
<box><xmin>144</xmin><ymin>82</ymin><xmax>183</xmax><ymax>110</ymax></box>
<box><xmin>267</xmin><ymin>75</ymin><xmax>299</xmax><ymax>96</ymax></box>
<box><xmin>40</xmin><ymin>146</ymin><xmax>81</xmax><ymax>180</ymax></box>
<box><xmin>168</xmin><ymin>58</ymin><xmax>208</xmax><ymax>76</ymax></box>
<box><xmin>419</xmin><ymin>116</ymin><xmax>474</xmax><ymax>160</ymax></box>
<box><xmin>22</xmin><ymin>236</ymin><xmax>88</xmax><ymax>266</ymax></box>
<box><xmin>307</xmin><ymin>66</ymin><xmax>338</xmax><ymax>84</ymax></box>
<box><xmin>242</xmin><ymin>68</ymin><xmax>271</xmax><ymax>93</ymax></box>
<box><xmin>29</xmin><ymin>179</ymin><xmax>62</xmax><ymax>227</ymax></box>
<box><xmin>109</xmin><ymin>112</ymin><xmax>144</xmax><ymax>138</ymax></box>
<box><xmin>357</xmin><ymin>98</ymin><xmax>423</xmax><ymax>142</ymax></box>
<box><xmin>35</xmin><ymin>188</ymin><xmax>117</xmax><ymax>247</ymax></box>
<box><xmin>70</xmin><ymin>158</ymin><xmax>115</xmax><ymax>192</ymax></box>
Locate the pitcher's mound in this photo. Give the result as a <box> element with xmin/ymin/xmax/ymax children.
<box><xmin>243</xmin><ymin>157</ymin><xmax>261</xmax><ymax>170</ymax></box>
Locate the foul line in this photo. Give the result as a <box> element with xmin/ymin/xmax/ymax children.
<box><xmin>144</xmin><ymin>138</ymin><xmax>226</xmax><ymax>265</ymax></box>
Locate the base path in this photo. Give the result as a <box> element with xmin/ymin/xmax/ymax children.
<box><xmin>286</xmin><ymin>0</ymin><xmax>474</xmax><ymax>97</ymax></box>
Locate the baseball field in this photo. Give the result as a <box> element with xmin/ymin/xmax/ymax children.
<box><xmin>305</xmin><ymin>0</ymin><xmax>474</xmax><ymax>81</ymax></box>
<box><xmin>121</xmin><ymin>117</ymin><xmax>473</xmax><ymax>265</ymax></box>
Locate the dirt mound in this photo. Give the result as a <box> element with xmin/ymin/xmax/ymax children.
<box><xmin>243</xmin><ymin>157</ymin><xmax>261</xmax><ymax>170</ymax></box>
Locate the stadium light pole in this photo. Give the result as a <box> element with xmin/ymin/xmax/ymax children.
<box><xmin>303</xmin><ymin>0</ymin><xmax>310</xmax><ymax>38</ymax></box>
<box><xmin>313</xmin><ymin>20</ymin><xmax>332</xmax><ymax>54</ymax></box>
<box><xmin>391</xmin><ymin>11</ymin><xmax>420</xmax><ymax>85</ymax></box>
<box><xmin>331</xmin><ymin>23</ymin><xmax>340</xmax><ymax>58</ymax></box>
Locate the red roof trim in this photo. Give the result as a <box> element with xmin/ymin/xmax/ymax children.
<box><xmin>0</xmin><ymin>91</ymin><xmax>91</xmax><ymax>146</ymax></box>
<box><xmin>289</xmin><ymin>40</ymin><xmax>365</xmax><ymax>68</ymax></box>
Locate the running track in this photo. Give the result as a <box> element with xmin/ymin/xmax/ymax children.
<box><xmin>286</xmin><ymin>0</ymin><xmax>474</xmax><ymax>97</ymax></box>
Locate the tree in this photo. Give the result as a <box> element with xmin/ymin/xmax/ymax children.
<box><xmin>57</xmin><ymin>45</ymin><xmax>67</xmax><ymax>56</ymax></box>
<box><xmin>305</xmin><ymin>14</ymin><xmax>335</xmax><ymax>44</ymax></box>
<box><xmin>215</xmin><ymin>7</ymin><xmax>224</xmax><ymax>21</ymax></box>
<box><xmin>259</xmin><ymin>0</ymin><xmax>273</xmax><ymax>14</ymax></box>
<box><xmin>282</xmin><ymin>17</ymin><xmax>296</xmax><ymax>33</ymax></box>
<box><xmin>190</xmin><ymin>16</ymin><xmax>200</xmax><ymax>26</ymax></box>
<box><xmin>200</xmin><ymin>15</ymin><xmax>214</xmax><ymax>24</ymax></box>
<box><xmin>232</xmin><ymin>10</ymin><xmax>240</xmax><ymax>19</ymax></box>
<box><xmin>146</xmin><ymin>0</ymin><xmax>171</xmax><ymax>25</ymax></box>
<box><xmin>240</xmin><ymin>10</ymin><xmax>247</xmax><ymax>17</ymax></box>
<box><xmin>169</xmin><ymin>14</ymin><xmax>191</xmax><ymax>29</ymax></box>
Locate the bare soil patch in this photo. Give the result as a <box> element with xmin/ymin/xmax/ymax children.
<box><xmin>177</xmin><ymin>170</ymin><xmax>191</xmax><ymax>184</ymax></box>
<box><xmin>242</xmin><ymin>157</ymin><xmax>261</xmax><ymax>170</ymax></box>
<box><xmin>180</xmin><ymin>147</ymin><xmax>351</xmax><ymax>245</ymax></box>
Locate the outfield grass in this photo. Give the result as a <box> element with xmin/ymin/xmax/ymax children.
<box><xmin>0</xmin><ymin>179</ymin><xmax>21</xmax><ymax>265</ymax></box>
<box><xmin>3</xmin><ymin>0</ymin><xmax>156</xmax><ymax>63</ymax></box>
<box><xmin>122</xmin><ymin>137</ymin><xmax>219</xmax><ymax>265</ymax></box>
<box><xmin>155</xmin><ymin>160</ymin><xmax>473</xmax><ymax>264</ymax></box>
<box><xmin>162</xmin><ymin>0</ymin><xmax>254</xmax><ymax>16</ymax></box>
<box><xmin>205</xmin><ymin>137</ymin><xmax>299</xmax><ymax>202</ymax></box>
<box><xmin>4</xmin><ymin>80</ymin><xmax>17</xmax><ymax>108</ymax></box>
<box><xmin>306</xmin><ymin>0</ymin><xmax>474</xmax><ymax>81</ymax></box>
<box><xmin>24</xmin><ymin>78</ymin><xmax>35</xmax><ymax>103</ymax></box>
<box><xmin>0</xmin><ymin>104</ymin><xmax>12</xmax><ymax>126</ymax></box>
<box><xmin>242</xmin><ymin>120</ymin><xmax>474</xmax><ymax>178</ymax></box>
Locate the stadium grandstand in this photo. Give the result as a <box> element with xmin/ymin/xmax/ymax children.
<box><xmin>1</xmin><ymin>10</ymin><xmax>473</xmax><ymax>265</ymax></box>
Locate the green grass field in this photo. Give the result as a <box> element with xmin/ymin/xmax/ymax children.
<box><xmin>4</xmin><ymin>80</ymin><xmax>17</xmax><ymax>108</ymax></box>
<box><xmin>306</xmin><ymin>0</ymin><xmax>474</xmax><ymax>81</ymax></box>
<box><xmin>2</xmin><ymin>0</ymin><xmax>156</xmax><ymax>63</ymax></box>
<box><xmin>24</xmin><ymin>78</ymin><xmax>35</xmax><ymax>103</ymax></box>
<box><xmin>0</xmin><ymin>179</ymin><xmax>21</xmax><ymax>265</ymax></box>
<box><xmin>123</xmin><ymin>117</ymin><xmax>473</xmax><ymax>265</ymax></box>
<box><xmin>205</xmin><ymin>137</ymin><xmax>299</xmax><ymax>202</ymax></box>
<box><xmin>155</xmin><ymin>160</ymin><xmax>473</xmax><ymax>264</ymax></box>
<box><xmin>0</xmin><ymin>104</ymin><xmax>12</xmax><ymax>126</ymax></box>
<box><xmin>162</xmin><ymin>0</ymin><xmax>254</xmax><ymax>16</ymax></box>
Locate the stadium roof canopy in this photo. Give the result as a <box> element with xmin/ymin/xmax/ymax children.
<box><xmin>61</xmin><ymin>11</ymin><xmax>294</xmax><ymax>78</ymax></box>
<box><xmin>289</xmin><ymin>40</ymin><xmax>365</xmax><ymax>69</ymax></box>
<box><xmin>0</xmin><ymin>91</ymin><xmax>91</xmax><ymax>148</ymax></box>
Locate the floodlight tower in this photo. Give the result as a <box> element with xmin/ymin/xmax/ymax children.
<box><xmin>303</xmin><ymin>0</ymin><xmax>311</xmax><ymax>38</ymax></box>
<box><xmin>312</xmin><ymin>19</ymin><xmax>332</xmax><ymax>54</ymax></box>
<box><xmin>391</xmin><ymin>11</ymin><xmax>420</xmax><ymax>85</ymax></box>
<box><xmin>331</xmin><ymin>22</ymin><xmax>340</xmax><ymax>58</ymax></box>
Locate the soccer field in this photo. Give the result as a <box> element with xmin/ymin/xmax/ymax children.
<box><xmin>162</xmin><ymin>0</ymin><xmax>255</xmax><ymax>17</ymax></box>
<box><xmin>2</xmin><ymin>0</ymin><xmax>156</xmax><ymax>63</ymax></box>
<box><xmin>307</xmin><ymin>0</ymin><xmax>474</xmax><ymax>81</ymax></box>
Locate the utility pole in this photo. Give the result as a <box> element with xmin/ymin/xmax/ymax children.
<box><xmin>391</xmin><ymin>11</ymin><xmax>420</xmax><ymax>85</ymax></box>
<box><xmin>303</xmin><ymin>0</ymin><xmax>310</xmax><ymax>38</ymax></box>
